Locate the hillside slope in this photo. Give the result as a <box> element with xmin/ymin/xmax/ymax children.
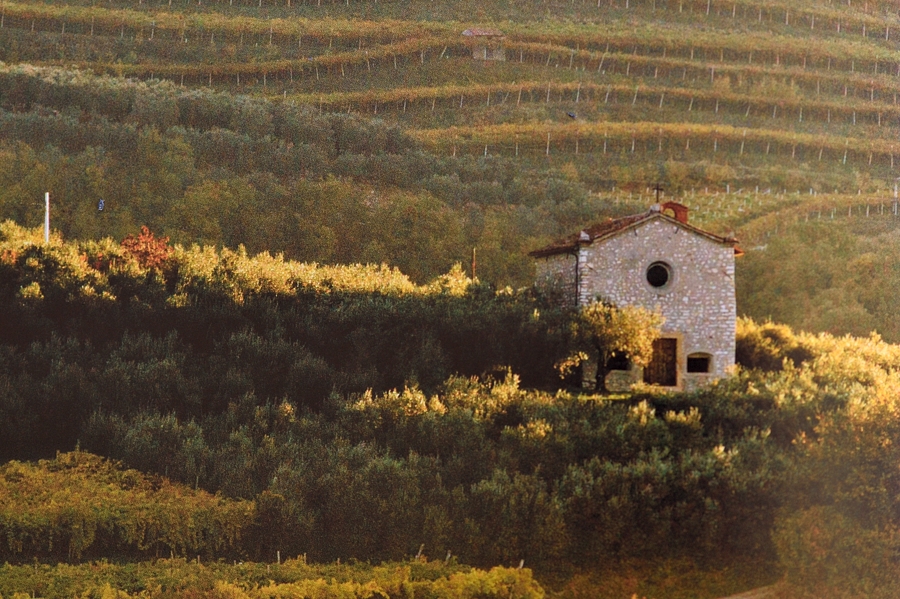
<box><xmin>3</xmin><ymin>0</ymin><xmax>900</xmax><ymax>293</ymax></box>
<box><xmin>2</xmin><ymin>227</ymin><xmax>900</xmax><ymax>596</ymax></box>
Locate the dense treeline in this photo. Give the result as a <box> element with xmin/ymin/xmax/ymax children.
<box><xmin>0</xmin><ymin>222</ymin><xmax>777</xmax><ymax>570</ymax></box>
<box><xmin>0</xmin><ymin>221</ymin><xmax>570</xmax><ymax>459</ymax></box>
<box><xmin>79</xmin><ymin>372</ymin><xmax>789</xmax><ymax>568</ymax></box>
<box><xmin>2</xmin><ymin>225</ymin><xmax>900</xmax><ymax>597</ymax></box>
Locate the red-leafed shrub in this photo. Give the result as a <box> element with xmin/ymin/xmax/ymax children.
<box><xmin>121</xmin><ymin>226</ymin><xmax>172</xmax><ymax>270</ymax></box>
<box><xmin>0</xmin><ymin>249</ymin><xmax>17</xmax><ymax>264</ymax></box>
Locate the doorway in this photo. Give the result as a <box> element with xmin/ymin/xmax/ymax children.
<box><xmin>643</xmin><ymin>338</ymin><xmax>678</xmax><ymax>386</ymax></box>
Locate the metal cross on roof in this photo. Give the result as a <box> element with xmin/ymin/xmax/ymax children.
<box><xmin>653</xmin><ymin>183</ymin><xmax>664</xmax><ymax>203</ymax></box>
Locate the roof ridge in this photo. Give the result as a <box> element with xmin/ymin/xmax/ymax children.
<box><xmin>528</xmin><ymin>210</ymin><xmax>738</xmax><ymax>258</ymax></box>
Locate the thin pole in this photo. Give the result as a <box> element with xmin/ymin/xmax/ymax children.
<box><xmin>44</xmin><ymin>192</ymin><xmax>50</xmax><ymax>244</ymax></box>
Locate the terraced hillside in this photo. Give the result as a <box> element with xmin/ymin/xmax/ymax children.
<box><xmin>2</xmin><ymin>0</ymin><xmax>900</xmax><ymax>292</ymax></box>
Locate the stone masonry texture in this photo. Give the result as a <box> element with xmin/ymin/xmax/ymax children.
<box><xmin>534</xmin><ymin>213</ymin><xmax>736</xmax><ymax>390</ymax></box>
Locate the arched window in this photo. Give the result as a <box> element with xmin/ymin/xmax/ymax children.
<box><xmin>686</xmin><ymin>353</ymin><xmax>712</xmax><ymax>373</ymax></box>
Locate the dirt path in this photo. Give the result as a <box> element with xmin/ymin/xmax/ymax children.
<box><xmin>717</xmin><ymin>586</ymin><xmax>778</xmax><ymax>599</ymax></box>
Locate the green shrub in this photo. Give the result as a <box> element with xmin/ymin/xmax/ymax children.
<box><xmin>774</xmin><ymin>506</ymin><xmax>900</xmax><ymax>599</ymax></box>
<box><xmin>735</xmin><ymin>318</ymin><xmax>813</xmax><ymax>372</ymax></box>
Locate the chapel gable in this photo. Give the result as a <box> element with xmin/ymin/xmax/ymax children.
<box><xmin>530</xmin><ymin>202</ymin><xmax>741</xmax><ymax>391</ymax></box>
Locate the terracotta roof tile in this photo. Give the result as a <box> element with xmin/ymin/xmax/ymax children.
<box><xmin>529</xmin><ymin>209</ymin><xmax>739</xmax><ymax>258</ymax></box>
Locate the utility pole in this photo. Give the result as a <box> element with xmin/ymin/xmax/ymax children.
<box><xmin>44</xmin><ymin>191</ymin><xmax>50</xmax><ymax>244</ymax></box>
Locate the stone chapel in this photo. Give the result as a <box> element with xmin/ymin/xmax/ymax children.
<box><xmin>529</xmin><ymin>201</ymin><xmax>742</xmax><ymax>392</ymax></box>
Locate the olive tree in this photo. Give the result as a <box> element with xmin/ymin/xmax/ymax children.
<box><xmin>560</xmin><ymin>300</ymin><xmax>663</xmax><ymax>393</ymax></box>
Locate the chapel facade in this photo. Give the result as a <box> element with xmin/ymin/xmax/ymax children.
<box><xmin>530</xmin><ymin>202</ymin><xmax>742</xmax><ymax>392</ymax></box>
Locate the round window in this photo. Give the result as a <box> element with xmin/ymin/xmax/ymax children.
<box><xmin>646</xmin><ymin>262</ymin><xmax>672</xmax><ymax>288</ymax></box>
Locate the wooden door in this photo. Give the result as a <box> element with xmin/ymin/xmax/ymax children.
<box><xmin>643</xmin><ymin>338</ymin><xmax>678</xmax><ymax>386</ymax></box>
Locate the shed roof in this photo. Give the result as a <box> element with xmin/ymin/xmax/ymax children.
<box><xmin>462</xmin><ymin>28</ymin><xmax>505</xmax><ymax>37</ymax></box>
<box><xmin>529</xmin><ymin>205</ymin><xmax>742</xmax><ymax>258</ymax></box>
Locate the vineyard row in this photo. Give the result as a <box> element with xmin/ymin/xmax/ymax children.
<box><xmin>736</xmin><ymin>200</ymin><xmax>900</xmax><ymax>244</ymax></box>
<box><xmin>0</xmin><ymin>1</ymin><xmax>451</xmax><ymax>43</ymax></box>
<box><xmin>599</xmin><ymin>191</ymin><xmax>900</xmax><ymax>243</ymax></box>
<box><xmin>8</xmin><ymin>19</ymin><xmax>900</xmax><ymax>109</ymax></box>
<box><xmin>411</xmin><ymin>122</ymin><xmax>900</xmax><ymax>170</ymax></box>
<box><xmin>295</xmin><ymin>80</ymin><xmax>900</xmax><ymax>131</ymax></box>
<box><xmin>3</xmin><ymin>1</ymin><xmax>900</xmax><ymax>68</ymax></box>
<box><xmin>51</xmin><ymin>39</ymin><xmax>900</xmax><ymax>109</ymax></box>
<box><xmin>19</xmin><ymin>0</ymin><xmax>900</xmax><ymax>45</ymax></box>
<box><xmin>5</xmin><ymin>63</ymin><xmax>898</xmax><ymax>153</ymax></box>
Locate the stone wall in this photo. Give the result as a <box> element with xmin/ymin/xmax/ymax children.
<box><xmin>576</xmin><ymin>217</ymin><xmax>736</xmax><ymax>385</ymax></box>
<box><xmin>471</xmin><ymin>45</ymin><xmax>507</xmax><ymax>60</ymax></box>
<box><xmin>533</xmin><ymin>251</ymin><xmax>578</xmax><ymax>307</ymax></box>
